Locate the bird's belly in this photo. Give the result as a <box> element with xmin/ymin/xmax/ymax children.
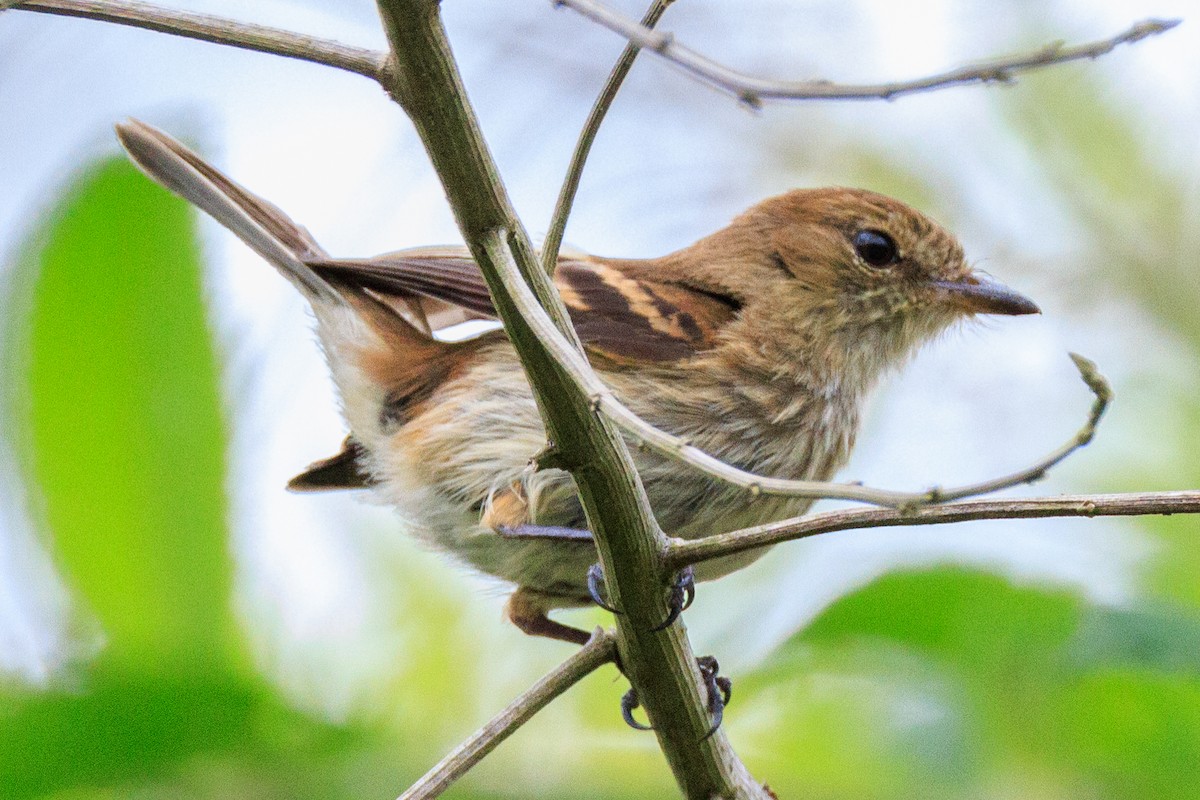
<box><xmin>356</xmin><ymin>344</ymin><xmax>849</xmax><ymax>597</ymax></box>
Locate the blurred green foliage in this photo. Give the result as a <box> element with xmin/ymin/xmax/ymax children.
<box><xmin>0</xmin><ymin>158</ymin><xmax>371</xmax><ymax>799</ymax></box>
<box><xmin>2</xmin><ymin>22</ymin><xmax>1199</xmax><ymax>800</ymax></box>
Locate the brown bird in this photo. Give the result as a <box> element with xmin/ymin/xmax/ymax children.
<box><xmin>116</xmin><ymin>119</ymin><xmax>1039</xmax><ymax>647</ymax></box>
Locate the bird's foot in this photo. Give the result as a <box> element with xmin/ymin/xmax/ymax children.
<box><xmin>618</xmin><ymin>654</ymin><xmax>732</xmax><ymax>737</ymax></box>
<box><xmin>586</xmin><ymin>563</ymin><xmax>622</xmax><ymax>614</ymax></box>
<box><xmin>650</xmin><ymin>566</ymin><xmax>695</xmax><ymax>632</ymax></box>
<box><xmin>620</xmin><ymin>687</ymin><xmax>652</xmax><ymax>730</ymax></box>
<box><xmin>697</xmin><ymin>655</ymin><xmax>732</xmax><ymax>739</ymax></box>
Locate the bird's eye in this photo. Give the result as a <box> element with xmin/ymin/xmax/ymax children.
<box><xmin>852</xmin><ymin>230</ymin><xmax>899</xmax><ymax>268</ymax></box>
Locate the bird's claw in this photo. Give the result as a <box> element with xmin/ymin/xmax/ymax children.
<box><xmin>586</xmin><ymin>563</ymin><xmax>622</xmax><ymax>614</ymax></box>
<box><xmin>617</xmin><ymin>655</ymin><xmax>732</xmax><ymax>736</ymax></box>
<box><xmin>621</xmin><ymin>687</ymin><xmax>652</xmax><ymax>730</ymax></box>
<box><xmin>651</xmin><ymin>565</ymin><xmax>695</xmax><ymax>632</ymax></box>
<box><xmin>697</xmin><ymin>655</ymin><xmax>732</xmax><ymax>739</ymax></box>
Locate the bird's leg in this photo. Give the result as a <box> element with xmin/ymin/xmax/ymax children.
<box><xmin>651</xmin><ymin>565</ymin><xmax>696</xmax><ymax>631</ymax></box>
<box><xmin>495</xmin><ymin>524</ymin><xmax>595</xmax><ymax>543</ymax></box>
<box><xmin>504</xmin><ymin>587</ymin><xmax>591</xmax><ymax>646</ymax></box>
<box><xmin>487</xmin><ymin>482</ymin><xmax>595</xmax><ymax>542</ymax></box>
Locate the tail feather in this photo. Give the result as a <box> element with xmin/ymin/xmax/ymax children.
<box><xmin>114</xmin><ymin>118</ymin><xmax>340</xmax><ymax>304</ymax></box>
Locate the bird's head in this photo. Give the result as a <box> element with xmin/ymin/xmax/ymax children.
<box><xmin>672</xmin><ymin>187</ymin><xmax>1038</xmax><ymax>382</ymax></box>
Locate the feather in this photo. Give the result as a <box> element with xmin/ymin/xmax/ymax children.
<box><xmin>288</xmin><ymin>438</ymin><xmax>372</xmax><ymax>491</ymax></box>
<box><xmin>308</xmin><ymin>252</ymin><xmax>739</xmax><ymax>364</ymax></box>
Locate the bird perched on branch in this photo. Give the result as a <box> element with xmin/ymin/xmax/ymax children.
<box><xmin>116</xmin><ymin>119</ymin><xmax>1038</xmax><ymax>647</ymax></box>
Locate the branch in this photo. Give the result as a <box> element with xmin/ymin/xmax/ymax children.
<box><xmin>373</xmin><ymin>3</ymin><xmax>768</xmax><ymax>797</ymax></box>
<box><xmin>541</xmin><ymin>0</ymin><xmax>674</xmax><ymax>274</ymax></box>
<box><xmin>553</xmin><ymin>0</ymin><xmax>1180</xmax><ymax>107</ymax></box>
<box><xmin>665</xmin><ymin>491</ymin><xmax>1200</xmax><ymax>571</ymax></box>
<box><xmin>9</xmin><ymin>0</ymin><xmax>386</xmax><ymax>79</ymax></box>
<box><xmin>917</xmin><ymin>353</ymin><xmax>1110</xmax><ymax>505</ymax></box>
<box><xmin>399</xmin><ymin>628</ymin><xmax>616</xmax><ymax>800</ymax></box>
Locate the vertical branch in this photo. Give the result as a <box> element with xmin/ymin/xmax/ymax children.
<box><xmin>541</xmin><ymin>0</ymin><xmax>675</xmax><ymax>274</ymax></box>
<box><xmin>372</xmin><ymin>2</ymin><xmax>769</xmax><ymax>797</ymax></box>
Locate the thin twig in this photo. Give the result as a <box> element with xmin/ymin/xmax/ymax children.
<box><xmin>398</xmin><ymin>628</ymin><xmax>617</xmax><ymax>800</ymax></box>
<box><xmin>501</xmin><ymin>256</ymin><xmax>1109</xmax><ymax>508</ymax></box>
<box><xmin>915</xmin><ymin>353</ymin><xmax>1110</xmax><ymax>506</ymax></box>
<box><xmin>541</xmin><ymin>0</ymin><xmax>674</xmax><ymax>274</ymax></box>
<box><xmin>10</xmin><ymin>0</ymin><xmax>386</xmax><ymax>79</ymax></box>
<box><xmin>553</xmin><ymin>0</ymin><xmax>1180</xmax><ymax>107</ymax></box>
<box><xmin>665</xmin><ymin>491</ymin><xmax>1200</xmax><ymax>570</ymax></box>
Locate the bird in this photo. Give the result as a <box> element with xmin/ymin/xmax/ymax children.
<box><xmin>116</xmin><ymin>118</ymin><xmax>1039</xmax><ymax>647</ymax></box>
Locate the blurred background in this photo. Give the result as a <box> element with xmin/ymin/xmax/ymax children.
<box><xmin>1</xmin><ymin>0</ymin><xmax>1198</xmax><ymax>797</ymax></box>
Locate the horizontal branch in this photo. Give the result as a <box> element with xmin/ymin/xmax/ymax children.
<box><xmin>553</xmin><ymin>0</ymin><xmax>1180</xmax><ymax>106</ymax></box>
<box><xmin>665</xmin><ymin>491</ymin><xmax>1200</xmax><ymax>570</ymax></box>
<box><xmin>10</xmin><ymin>0</ymin><xmax>386</xmax><ymax>79</ymax></box>
<box><xmin>399</xmin><ymin>628</ymin><xmax>616</xmax><ymax>800</ymax></box>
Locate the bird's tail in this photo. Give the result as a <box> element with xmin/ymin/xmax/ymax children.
<box><xmin>115</xmin><ymin>118</ymin><xmax>341</xmax><ymax>305</ymax></box>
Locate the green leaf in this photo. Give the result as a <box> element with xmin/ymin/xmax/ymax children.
<box><xmin>2</xmin><ymin>155</ymin><xmax>233</xmax><ymax>669</ymax></box>
<box><xmin>0</xmin><ymin>666</ymin><xmax>369</xmax><ymax>799</ymax></box>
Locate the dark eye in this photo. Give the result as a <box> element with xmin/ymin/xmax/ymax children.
<box><xmin>852</xmin><ymin>230</ymin><xmax>899</xmax><ymax>268</ymax></box>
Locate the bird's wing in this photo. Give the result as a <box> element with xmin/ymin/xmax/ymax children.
<box><xmin>309</xmin><ymin>251</ymin><xmax>739</xmax><ymax>365</ymax></box>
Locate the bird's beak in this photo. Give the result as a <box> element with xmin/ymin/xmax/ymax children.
<box><xmin>930</xmin><ymin>274</ymin><xmax>1040</xmax><ymax>316</ymax></box>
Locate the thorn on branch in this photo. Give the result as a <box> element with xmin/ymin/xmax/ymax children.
<box><xmin>738</xmin><ymin>90</ymin><xmax>763</xmax><ymax>111</ymax></box>
<box><xmin>532</xmin><ymin>442</ymin><xmax>569</xmax><ymax>471</ymax></box>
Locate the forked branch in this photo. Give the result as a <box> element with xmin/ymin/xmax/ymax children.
<box><xmin>553</xmin><ymin>0</ymin><xmax>1180</xmax><ymax>107</ymax></box>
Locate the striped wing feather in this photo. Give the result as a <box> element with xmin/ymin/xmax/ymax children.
<box><xmin>307</xmin><ymin>249</ymin><xmax>737</xmax><ymax>364</ymax></box>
